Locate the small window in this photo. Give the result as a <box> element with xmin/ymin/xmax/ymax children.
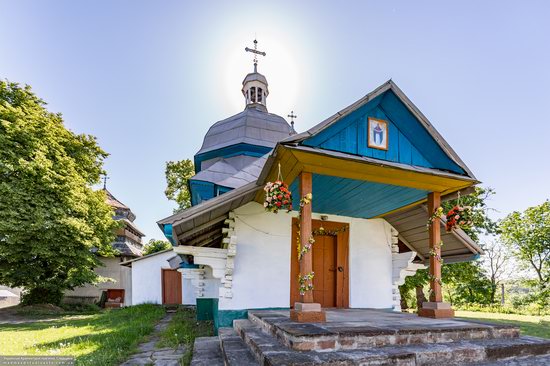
<box><xmin>257</xmin><ymin>88</ymin><xmax>263</xmax><ymax>103</ymax></box>
<box><xmin>250</xmin><ymin>87</ymin><xmax>256</xmax><ymax>103</ymax></box>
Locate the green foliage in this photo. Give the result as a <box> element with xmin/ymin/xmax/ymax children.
<box><xmin>0</xmin><ymin>304</ymin><xmax>166</xmax><ymax>365</ymax></box>
<box><xmin>157</xmin><ymin>307</ymin><xmax>213</xmax><ymax>364</ymax></box>
<box><xmin>0</xmin><ymin>80</ymin><xmax>119</xmax><ymax>305</ymax></box>
<box><xmin>143</xmin><ymin>239</ymin><xmax>172</xmax><ymax>255</ymax></box>
<box><xmin>441</xmin><ymin>186</ymin><xmax>498</xmax><ymax>241</ymax></box>
<box><xmin>442</xmin><ymin>262</ymin><xmax>493</xmax><ymax>305</ymax></box>
<box><xmin>165</xmin><ymin>159</ymin><xmax>195</xmax><ymax>211</ymax></box>
<box><xmin>500</xmin><ymin>201</ymin><xmax>550</xmax><ymax>308</ymax></box>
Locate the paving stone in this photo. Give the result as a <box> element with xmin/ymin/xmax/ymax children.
<box><xmin>138</xmin><ymin>340</ymin><xmax>158</xmax><ymax>352</ymax></box>
<box><xmin>190</xmin><ymin>336</ymin><xmax>224</xmax><ymax>366</ymax></box>
<box><xmin>153</xmin><ymin>360</ymin><xmax>179</xmax><ymax>366</ymax></box>
<box><xmin>119</xmin><ymin>357</ymin><xmax>153</xmax><ymax>366</ymax></box>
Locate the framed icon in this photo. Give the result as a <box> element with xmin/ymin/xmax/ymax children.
<box><xmin>368</xmin><ymin>117</ymin><xmax>388</xmax><ymax>151</ymax></box>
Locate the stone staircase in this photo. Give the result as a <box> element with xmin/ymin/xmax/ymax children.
<box><xmin>191</xmin><ymin>310</ymin><xmax>550</xmax><ymax>366</ymax></box>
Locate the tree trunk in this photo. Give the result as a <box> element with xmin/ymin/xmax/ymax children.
<box><xmin>415</xmin><ymin>286</ymin><xmax>427</xmax><ymax>310</ymax></box>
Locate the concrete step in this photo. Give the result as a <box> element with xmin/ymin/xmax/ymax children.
<box><xmin>190</xmin><ymin>336</ymin><xmax>224</xmax><ymax>366</ymax></box>
<box><xmin>475</xmin><ymin>354</ymin><xmax>550</xmax><ymax>365</ymax></box>
<box><xmin>219</xmin><ymin>327</ymin><xmax>259</xmax><ymax>366</ymax></box>
<box><xmin>234</xmin><ymin>319</ymin><xmax>550</xmax><ymax>366</ymax></box>
<box><xmin>248</xmin><ymin>311</ymin><xmax>520</xmax><ymax>352</ymax></box>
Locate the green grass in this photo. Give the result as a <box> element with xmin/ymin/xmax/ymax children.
<box><xmin>0</xmin><ymin>304</ymin><xmax>166</xmax><ymax>366</ymax></box>
<box><xmin>157</xmin><ymin>307</ymin><xmax>214</xmax><ymax>365</ymax></box>
<box><xmin>456</xmin><ymin>311</ymin><xmax>550</xmax><ymax>339</ymax></box>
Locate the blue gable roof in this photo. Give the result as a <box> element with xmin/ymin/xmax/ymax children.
<box><xmin>301</xmin><ymin>88</ymin><xmax>466</xmax><ymax>175</ymax></box>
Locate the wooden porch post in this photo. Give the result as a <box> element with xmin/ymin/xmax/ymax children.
<box><xmin>418</xmin><ymin>191</ymin><xmax>455</xmax><ymax>318</ymax></box>
<box><xmin>290</xmin><ymin>171</ymin><xmax>326</xmax><ymax>323</ymax></box>
<box><xmin>300</xmin><ymin>172</ymin><xmax>314</xmax><ymax>304</ymax></box>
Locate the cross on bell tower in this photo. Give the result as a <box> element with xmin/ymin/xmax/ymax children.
<box><xmin>242</xmin><ymin>39</ymin><xmax>269</xmax><ymax>111</ymax></box>
<box><xmin>245</xmin><ymin>39</ymin><xmax>266</xmax><ymax>73</ymax></box>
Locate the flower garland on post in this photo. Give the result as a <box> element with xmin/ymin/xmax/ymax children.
<box><xmin>296</xmin><ymin>192</ymin><xmax>315</xmax><ymax>295</ymax></box>
<box><xmin>426</xmin><ymin>206</ymin><xmax>445</xmax><ymax>296</ymax></box>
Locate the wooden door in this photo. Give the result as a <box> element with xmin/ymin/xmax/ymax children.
<box><xmin>290</xmin><ymin>219</ymin><xmax>349</xmax><ymax>308</ymax></box>
<box><xmin>162</xmin><ymin>269</ymin><xmax>182</xmax><ymax>305</ymax></box>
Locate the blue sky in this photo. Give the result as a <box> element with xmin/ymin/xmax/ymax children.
<box><xmin>1</xmin><ymin>1</ymin><xmax>549</xmax><ymax>240</ymax></box>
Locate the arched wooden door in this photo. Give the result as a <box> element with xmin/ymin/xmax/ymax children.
<box><xmin>290</xmin><ymin>219</ymin><xmax>349</xmax><ymax>308</ymax></box>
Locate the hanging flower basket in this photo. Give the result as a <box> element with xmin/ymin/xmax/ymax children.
<box><xmin>264</xmin><ymin>180</ymin><xmax>293</xmax><ymax>213</ymax></box>
<box><xmin>445</xmin><ymin>205</ymin><xmax>473</xmax><ymax>232</ymax></box>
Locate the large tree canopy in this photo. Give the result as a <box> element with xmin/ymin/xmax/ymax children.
<box><xmin>0</xmin><ymin>81</ymin><xmax>118</xmax><ymax>305</ymax></box>
<box><xmin>500</xmin><ymin>200</ymin><xmax>550</xmax><ymax>306</ymax></box>
<box><xmin>164</xmin><ymin>159</ymin><xmax>195</xmax><ymax>212</ymax></box>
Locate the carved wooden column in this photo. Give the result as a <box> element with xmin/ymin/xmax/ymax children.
<box><xmin>419</xmin><ymin>191</ymin><xmax>455</xmax><ymax>318</ymax></box>
<box><xmin>290</xmin><ymin>171</ymin><xmax>326</xmax><ymax>323</ymax></box>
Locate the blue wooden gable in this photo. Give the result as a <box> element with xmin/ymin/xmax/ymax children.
<box><xmin>302</xmin><ymin>90</ymin><xmax>465</xmax><ymax>175</ymax></box>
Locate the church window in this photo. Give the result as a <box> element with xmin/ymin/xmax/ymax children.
<box><xmin>257</xmin><ymin>88</ymin><xmax>263</xmax><ymax>103</ymax></box>
<box><xmin>250</xmin><ymin>87</ymin><xmax>256</xmax><ymax>103</ymax></box>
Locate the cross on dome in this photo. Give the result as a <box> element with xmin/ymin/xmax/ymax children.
<box><xmin>242</xmin><ymin>39</ymin><xmax>269</xmax><ymax>111</ymax></box>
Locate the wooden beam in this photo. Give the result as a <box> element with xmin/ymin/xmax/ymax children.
<box><xmin>176</xmin><ymin>215</ymin><xmax>228</xmax><ymax>242</ymax></box>
<box><xmin>398</xmin><ymin>234</ymin><xmax>425</xmax><ymax>261</ymax></box>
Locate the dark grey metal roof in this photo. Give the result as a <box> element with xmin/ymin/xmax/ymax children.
<box><xmin>196</xmin><ymin>108</ymin><xmax>292</xmax><ymax>155</ymax></box>
<box><xmin>216</xmin><ymin>154</ymin><xmax>268</xmax><ymax>188</ymax></box>
<box><xmin>191</xmin><ymin>159</ymin><xmax>239</xmax><ymax>186</ymax></box>
<box><xmin>242</xmin><ymin>72</ymin><xmax>268</xmax><ymax>86</ymax></box>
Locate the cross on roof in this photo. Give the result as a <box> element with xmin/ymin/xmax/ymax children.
<box><xmin>245</xmin><ymin>39</ymin><xmax>266</xmax><ymax>72</ymax></box>
<box><xmin>288</xmin><ymin>110</ymin><xmax>298</xmax><ymax>122</ymax></box>
<box><xmin>102</xmin><ymin>174</ymin><xmax>110</xmax><ymax>190</ymax></box>
<box><xmin>288</xmin><ymin>110</ymin><xmax>298</xmax><ymax>134</ymax></box>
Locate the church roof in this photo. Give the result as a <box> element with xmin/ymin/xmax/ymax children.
<box><xmin>196</xmin><ymin>107</ymin><xmax>292</xmax><ymax>156</ymax></box>
<box><xmin>281</xmin><ymin>80</ymin><xmax>475</xmax><ymax>179</ymax></box>
<box><xmin>242</xmin><ymin>72</ymin><xmax>268</xmax><ymax>86</ymax></box>
<box><xmin>191</xmin><ymin>159</ymin><xmax>239</xmax><ymax>186</ymax></box>
<box><xmin>105</xmin><ymin>189</ymin><xmax>129</xmax><ymax>210</ymax></box>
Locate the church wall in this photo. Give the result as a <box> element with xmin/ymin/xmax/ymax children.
<box><xmin>219</xmin><ymin>202</ymin><xmax>394</xmax><ymax>311</ymax></box>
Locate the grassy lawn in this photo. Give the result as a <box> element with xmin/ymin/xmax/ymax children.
<box><xmin>0</xmin><ymin>304</ymin><xmax>165</xmax><ymax>365</ymax></box>
<box><xmin>157</xmin><ymin>307</ymin><xmax>214</xmax><ymax>365</ymax></box>
<box><xmin>456</xmin><ymin>310</ymin><xmax>550</xmax><ymax>339</ymax></box>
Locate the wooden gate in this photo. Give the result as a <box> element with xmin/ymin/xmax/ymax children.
<box><xmin>162</xmin><ymin>268</ymin><xmax>182</xmax><ymax>305</ymax></box>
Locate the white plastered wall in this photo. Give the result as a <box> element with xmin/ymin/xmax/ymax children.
<box><xmin>219</xmin><ymin>201</ymin><xmax>395</xmax><ymax>310</ymax></box>
<box><xmin>130</xmin><ymin>250</ymin><xmax>220</xmax><ymax>305</ymax></box>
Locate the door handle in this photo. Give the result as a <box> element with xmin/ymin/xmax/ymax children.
<box><xmin>338</xmin><ymin>266</ymin><xmax>344</xmax><ymax>272</ymax></box>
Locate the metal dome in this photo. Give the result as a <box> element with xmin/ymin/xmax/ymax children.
<box><xmin>196</xmin><ymin>107</ymin><xmax>292</xmax><ymax>155</ymax></box>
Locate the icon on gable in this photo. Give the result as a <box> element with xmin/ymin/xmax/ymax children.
<box><xmin>368</xmin><ymin>117</ymin><xmax>389</xmax><ymax>151</ymax></box>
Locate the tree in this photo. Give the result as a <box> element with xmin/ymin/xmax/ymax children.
<box><xmin>165</xmin><ymin>159</ymin><xmax>195</xmax><ymax>211</ymax></box>
<box><xmin>481</xmin><ymin>240</ymin><xmax>510</xmax><ymax>303</ymax></box>
<box><xmin>0</xmin><ymin>80</ymin><xmax>118</xmax><ymax>305</ymax></box>
<box><xmin>500</xmin><ymin>201</ymin><xmax>550</xmax><ymax>307</ymax></box>
<box><xmin>143</xmin><ymin>239</ymin><xmax>172</xmax><ymax>255</ymax></box>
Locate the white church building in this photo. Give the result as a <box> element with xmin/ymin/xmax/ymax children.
<box><xmin>131</xmin><ymin>44</ymin><xmax>482</xmax><ymax>329</ymax></box>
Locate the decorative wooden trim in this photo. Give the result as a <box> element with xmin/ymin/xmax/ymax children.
<box><xmin>367</xmin><ymin>117</ymin><xmax>389</xmax><ymax>151</ymax></box>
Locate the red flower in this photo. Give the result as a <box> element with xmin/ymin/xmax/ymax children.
<box><xmin>278</xmin><ymin>194</ymin><xmax>283</xmax><ymax>200</ymax></box>
<box><xmin>275</xmin><ymin>201</ymin><xmax>282</xmax><ymax>207</ymax></box>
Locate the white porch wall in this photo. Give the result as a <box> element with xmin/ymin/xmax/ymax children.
<box><xmin>219</xmin><ymin>202</ymin><xmax>394</xmax><ymax>310</ymax></box>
